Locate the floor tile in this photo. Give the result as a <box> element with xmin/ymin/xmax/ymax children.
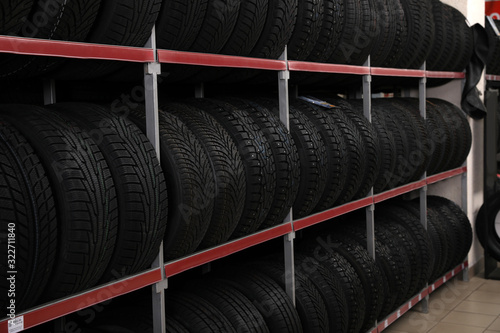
<box><xmin>441</xmin><ymin>310</ymin><xmax>497</xmax><ymax>328</ymax></box>
<box><xmin>488</xmin><ymin>317</ymin><xmax>500</xmax><ymax>331</ymax></box>
<box><xmin>454</xmin><ymin>300</ymin><xmax>500</xmax><ymax>315</ymax></box>
<box><xmin>427</xmin><ymin>322</ymin><xmax>484</xmax><ymax>333</ymax></box>
<box><xmin>478</xmin><ymin>282</ymin><xmax>500</xmax><ymax>293</ymax></box>
<box><xmin>409</xmin><ymin>307</ymin><xmax>450</xmax><ymax>322</ymax></box>
<box><xmin>467</xmin><ymin>291</ymin><xmax>500</xmax><ymax>304</ymax></box>
<box><xmin>484</xmin><ymin>331</ymin><xmax>500</xmax><ymax>333</ymax></box>
<box><xmin>386</xmin><ymin>312</ymin><xmax>438</xmax><ymax>333</ymax></box>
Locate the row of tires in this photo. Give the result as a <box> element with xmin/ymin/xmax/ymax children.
<box><xmin>0</xmin><ymin>0</ymin><xmax>472</xmax><ymax>81</ymax></box>
<box><xmin>0</xmin><ymin>95</ymin><xmax>472</xmax><ymax>316</ymax></box>
<box><xmin>71</xmin><ymin>197</ymin><xmax>472</xmax><ymax>333</ymax></box>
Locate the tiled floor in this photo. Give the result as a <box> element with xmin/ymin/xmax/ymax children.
<box><xmin>382</xmin><ymin>274</ymin><xmax>500</xmax><ymax>333</ymax></box>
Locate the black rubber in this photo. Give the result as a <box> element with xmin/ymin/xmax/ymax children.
<box><xmin>287</xmin><ymin>0</ymin><xmax>324</xmax><ymax>61</ymax></box>
<box><xmin>295</xmin><ymin>253</ymin><xmax>349</xmax><ymax>333</ymax></box>
<box><xmin>217</xmin><ymin>269</ymin><xmax>302</xmax><ymax>333</ymax></box>
<box><xmin>192</xmin><ymin>280</ymin><xmax>270</xmax><ymax>333</ymax></box>
<box><xmin>224</xmin><ymin>98</ymin><xmax>300</xmax><ymax>229</ymax></box>
<box><xmin>448</xmin><ymin>6</ymin><xmax>473</xmax><ymax>72</ymax></box>
<box><xmin>0</xmin><ymin>0</ymin><xmax>34</xmax><ymax>35</ymax></box>
<box><xmin>48</xmin><ymin>103</ymin><xmax>168</xmax><ymax>282</ymax></box>
<box><xmin>167</xmin><ymin>291</ymin><xmax>236</xmax><ymax>332</ymax></box>
<box><xmin>0</xmin><ymin>119</ymin><xmax>57</xmax><ymax>315</ymax></box>
<box><xmin>381</xmin><ymin>0</ymin><xmax>407</xmax><ymax>67</ymax></box>
<box><xmin>427</xmin><ymin>0</ymin><xmax>454</xmax><ymax>71</ymax></box>
<box><xmin>163</xmin><ymin>102</ymin><xmax>245</xmax><ymax>249</ymax></box>
<box><xmin>0</xmin><ymin>105</ymin><xmax>119</xmax><ymax>301</ymax></box>
<box><xmin>188</xmin><ymin>99</ymin><xmax>276</xmax><ymax>238</ymax></box>
<box><xmin>250</xmin><ymin>259</ymin><xmax>329</xmax><ymax>333</ymax></box>
<box><xmin>129</xmin><ymin>106</ymin><xmax>215</xmax><ymax>261</ymax></box>
<box><xmin>370</xmin><ymin>0</ymin><xmax>398</xmax><ymax>67</ymax></box>
<box><xmin>425</xmin><ymin>100</ymin><xmax>448</xmax><ymax>175</ymax></box>
<box><xmin>477</xmin><ymin>193</ymin><xmax>500</xmax><ymax>262</ymax></box>
<box><xmin>253</xmin><ymin>98</ymin><xmax>328</xmax><ymax>219</ymax></box>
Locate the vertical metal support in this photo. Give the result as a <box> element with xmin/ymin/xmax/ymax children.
<box><xmin>279</xmin><ymin>47</ymin><xmax>295</xmax><ymax>304</ymax></box>
<box><xmin>366</xmin><ymin>205</ymin><xmax>376</xmax><ymax>260</ymax></box>
<box><xmin>363</xmin><ymin>56</ymin><xmax>372</xmax><ymax>121</ymax></box>
<box><xmin>145</xmin><ymin>26</ymin><xmax>168</xmax><ymax>333</ymax></box>
<box><xmin>195</xmin><ymin>83</ymin><xmax>205</xmax><ymax>98</ymax></box>
<box><xmin>43</xmin><ymin>79</ymin><xmax>56</xmax><ymax>105</ymax></box>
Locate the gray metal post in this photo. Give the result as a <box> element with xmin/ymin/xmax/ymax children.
<box><xmin>43</xmin><ymin>79</ymin><xmax>56</xmax><ymax>105</ymax></box>
<box><xmin>144</xmin><ymin>27</ymin><xmax>168</xmax><ymax>333</ymax></box>
<box><xmin>279</xmin><ymin>47</ymin><xmax>295</xmax><ymax>304</ymax></box>
<box><xmin>195</xmin><ymin>83</ymin><xmax>205</xmax><ymax>98</ymax></box>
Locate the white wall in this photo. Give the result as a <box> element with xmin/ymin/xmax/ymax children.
<box><xmin>428</xmin><ymin>0</ymin><xmax>486</xmax><ymax>269</ymax></box>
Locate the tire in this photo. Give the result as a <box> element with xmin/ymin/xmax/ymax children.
<box><xmin>167</xmin><ymin>291</ymin><xmax>236</xmax><ymax>332</ymax></box>
<box><xmin>0</xmin><ymin>120</ymin><xmax>57</xmax><ymax>315</ymax></box>
<box><xmin>287</xmin><ymin>0</ymin><xmax>324</xmax><ymax>61</ymax></box>
<box><xmin>193</xmin><ymin>281</ymin><xmax>269</xmax><ymax>333</ymax></box>
<box><xmin>381</xmin><ymin>0</ymin><xmax>407</xmax><ymax>67</ymax></box>
<box><xmin>298</xmin><ymin>98</ymin><xmax>367</xmax><ymax>204</ymax></box>
<box><xmin>217</xmin><ymin>269</ymin><xmax>303</xmax><ymax>333</ymax></box>
<box><xmin>187</xmin><ymin>99</ymin><xmax>276</xmax><ymax>238</ymax></box>
<box><xmin>325</xmin><ymin>233</ymin><xmax>385</xmax><ymax>332</ymax></box>
<box><xmin>295</xmin><ymin>253</ymin><xmax>349</xmax><ymax>333</ymax></box>
<box><xmin>253</xmin><ymin>98</ymin><xmax>328</xmax><ymax>219</ymax></box>
<box><xmin>163</xmin><ymin>103</ymin><xmax>245</xmax><ymax>249</ymax></box>
<box><xmin>250</xmin><ymin>259</ymin><xmax>329</xmax><ymax>333</ymax></box>
<box><xmin>425</xmin><ymin>99</ymin><xmax>448</xmax><ymax>175</ymax></box>
<box><xmin>224</xmin><ymin>98</ymin><xmax>300</xmax><ymax>229</ymax></box>
<box><xmin>128</xmin><ymin>107</ymin><xmax>214</xmax><ymax>261</ymax></box>
<box><xmin>0</xmin><ymin>0</ymin><xmax>34</xmax><ymax>35</ymax></box>
<box><xmin>426</xmin><ymin>0</ymin><xmax>453</xmax><ymax>71</ymax></box>
<box><xmin>370</xmin><ymin>0</ymin><xmax>398</xmax><ymax>67</ymax></box>
<box><xmin>298</xmin><ymin>238</ymin><xmax>366</xmax><ymax>333</ymax></box>
<box><xmin>0</xmin><ymin>105</ymin><xmax>118</xmax><ymax>301</ymax></box>
<box><xmin>395</xmin><ymin>0</ymin><xmax>435</xmax><ymax>69</ymax></box>
<box><xmin>289</xmin><ymin>100</ymin><xmax>349</xmax><ymax>211</ymax></box>
<box><xmin>448</xmin><ymin>6</ymin><xmax>473</xmax><ymax>72</ymax></box>
<box><xmin>47</xmin><ymin>103</ymin><xmax>168</xmax><ymax>282</ymax></box>
<box><xmin>477</xmin><ymin>193</ymin><xmax>500</xmax><ymax>262</ymax></box>
<box><xmin>167</xmin><ymin>316</ymin><xmax>189</xmax><ymax>333</ymax></box>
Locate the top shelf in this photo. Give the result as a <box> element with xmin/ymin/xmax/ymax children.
<box><xmin>0</xmin><ymin>35</ymin><xmax>466</xmax><ymax>79</ymax></box>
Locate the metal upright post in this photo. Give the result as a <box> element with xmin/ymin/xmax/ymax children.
<box><xmin>43</xmin><ymin>79</ymin><xmax>56</xmax><ymax>105</ymax></box>
<box><xmin>144</xmin><ymin>26</ymin><xmax>168</xmax><ymax>333</ymax></box>
<box><xmin>195</xmin><ymin>83</ymin><xmax>205</xmax><ymax>98</ymax></box>
<box><xmin>279</xmin><ymin>47</ymin><xmax>295</xmax><ymax>305</ymax></box>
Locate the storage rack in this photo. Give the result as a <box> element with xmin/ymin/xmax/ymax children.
<box><xmin>0</xmin><ymin>29</ymin><xmax>470</xmax><ymax>333</ymax></box>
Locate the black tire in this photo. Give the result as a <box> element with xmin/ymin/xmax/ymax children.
<box><xmin>370</xmin><ymin>0</ymin><xmax>398</xmax><ymax>67</ymax></box>
<box><xmin>477</xmin><ymin>194</ymin><xmax>500</xmax><ymax>262</ymax></box>
<box><xmin>250</xmin><ymin>259</ymin><xmax>329</xmax><ymax>333</ymax></box>
<box><xmin>298</xmin><ymin>238</ymin><xmax>366</xmax><ymax>333</ymax></box>
<box><xmin>287</xmin><ymin>0</ymin><xmax>324</xmax><ymax>61</ymax></box>
<box><xmin>0</xmin><ymin>120</ymin><xmax>57</xmax><ymax>315</ymax></box>
<box><xmin>381</xmin><ymin>0</ymin><xmax>407</xmax><ymax>67</ymax></box>
<box><xmin>224</xmin><ymin>98</ymin><xmax>300</xmax><ymax>229</ymax></box>
<box><xmin>193</xmin><ymin>280</ymin><xmax>270</xmax><ymax>333</ymax></box>
<box><xmin>187</xmin><ymin>99</ymin><xmax>276</xmax><ymax>238</ymax></box>
<box><xmin>297</xmin><ymin>98</ymin><xmax>366</xmax><ymax>204</ymax></box>
<box><xmin>0</xmin><ymin>0</ymin><xmax>34</xmax><ymax>35</ymax></box>
<box><xmin>128</xmin><ymin>107</ymin><xmax>214</xmax><ymax>261</ymax></box>
<box><xmin>156</xmin><ymin>0</ymin><xmax>208</xmax><ymax>51</ymax></box>
<box><xmin>289</xmin><ymin>100</ymin><xmax>349</xmax><ymax>211</ymax></box>
<box><xmin>163</xmin><ymin>103</ymin><xmax>245</xmax><ymax>249</ymax></box>
<box><xmin>252</xmin><ymin>98</ymin><xmax>328</xmax><ymax>219</ymax></box>
<box><xmin>167</xmin><ymin>316</ymin><xmax>189</xmax><ymax>333</ymax></box>
<box><xmin>217</xmin><ymin>269</ymin><xmax>303</xmax><ymax>333</ymax></box>
<box><xmin>425</xmin><ymin>99</ymin><xmax>448</xmax><ymax>175</ymax></box>
<box><xmin>0</xmin><ymin>105</ymin><xmax>118</xmax><ymax>301</ymax></box>
<box><xmin>330</xmin><ymin>98</ymin><xmax>381</xmax><ymax>198</ymax></box>
<box><xmin>295</xmin><ymin>253</ymin><xmax>349</xmax><ymax>333</ymax></box>
<box><xmin>325</xmin><ymin>233</ymin><xmax>385</xmax><ymax>332</ymax></box>
<box><xmin>447</xmin><ymin>6</ymin><xmax>473</xmax><ymax>72</ymax></box>
<box><xmin>395</xmin><ymin>0</ymin><xmax>435</xmax><ymax>69</ymax></box>
<box><xmin>47</xmin><ymin>103</ymin><xmax>168</xmax><ymax>282</ymax></box>
<box><xmin>167</xmin><ymin>291</ymin><xmax>236</xmax><ymax>332</ymax></box>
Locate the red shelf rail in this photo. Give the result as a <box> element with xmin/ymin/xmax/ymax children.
<box><xmin>427</xmin><ymin>167</ymin><xmax>467</xmax><ymax>185</ymax></box>
<box><xmin>486</xmin><ymin>74</ymin><xmax>500</xmax><ymax>81</ymax></box>
<box><xmin>371</xmin><ymin>67</ymin><xmax>426</xmax><ymax>78</ymax></box>
<box><xmin>0</xmin><ymin>268</ymin><xmax>162</xmax><ymax>331</ymax></box>
<box><xmin>374</xmin><ymin>180</ymin><xmax>427</xmax><ymax>204</ymax></box>
<box><xmin>157</xmin><ymin>49</ymin><xmax>287</xmax><ymax>71</ymax></box>
<box><xmin>164</xmin><ymin>223</ymin><xmax>293</xmax><ymax>278</ymax></box>
<box><xmin>0</xmin><ymin>35</ymin><xmax>155</xmax><ymax>62</ymax></box>
<box><xmin>426</xmin><ymin>71</ymin><xmax>465</xmax><ymax>79</ymax></box>
<box><xmin>428</xmin><ymin>261</ymin><xmax>469</xmax><ymax>293</ymax></box>
<box><xmin>288</xmin><ymin>60</ymin><xmax>370</xmax><ymax>75</ymax></box>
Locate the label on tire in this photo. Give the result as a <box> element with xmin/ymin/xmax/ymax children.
<box><xmin>8</xmin><ymin>316</ymin><xmax>23</xmax><ymax>333</ymax></box>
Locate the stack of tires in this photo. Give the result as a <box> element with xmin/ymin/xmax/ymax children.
<box><xmin>74</xmin><ymin>197</ymin><xmax>472</xmax><ymax>333</ymax></box>
<box><xmin>487</xmin><ymin>18</ymin><xmax>500</xmax><ymax>75</ymax></box>
<box><xmin>0</xmin><ymin>104</ymin><xmax>169</xmax><ymax>315</ymax></box>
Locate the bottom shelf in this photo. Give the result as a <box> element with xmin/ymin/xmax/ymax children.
<box><xmin>376</xmin><ymin>261</ymin><xmax>469</xmax><ymax>332</ymax></box>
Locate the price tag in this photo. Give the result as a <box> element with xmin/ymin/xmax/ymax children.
<box><xmin>8</xmin><ymin>316</ymin><xmax>23</xmax><ymax>333</ymax></box>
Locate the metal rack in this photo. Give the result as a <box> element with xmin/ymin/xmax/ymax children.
<box><xmin>0</xmin><ymin>32</ymin><xmax>470</xmax><ymax>333</ymax></box>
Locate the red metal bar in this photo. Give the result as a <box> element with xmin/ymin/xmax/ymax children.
<box><xmin>0</xmin><ymin>268</ymin><xmax>162</xmax><ymax>331</ymax></box>
<box><xmin>426</xmin><ymin>167</ymin><xmax>467</xmax><ymax>185</ymax></box>
<box><xmin>158</xmin><ymin>49</ymin><xmax>287</xmax><ymax>71</ymax></box>
<box><xmin>371</xmin><ymin>67</ymin><xmax>426</xmax><ymax>77</ymax></box>
<box><xmin>377</xmin><ymin>288</ymin><xmax>429</xmax><ymax>332</ymax></box>
<box><xmin>374</xmin><ymin>180</ymin><xmax>427</xmax><ymax>204</ymax></box>
<box><xmin>288</xmin><ymin>61</ymin><xmax>370</xmax><ymax>75</ymax></box>
<box><xmin>486</xmin><ymin>74</ymin><xmax>500</xmax><ymax>81</ymax></box>
<box><xmin>0</xmin><ymin>35</ymin><xmax>155</xmax><ymax>62</ymax></box>
<box><xmin>428</xmin><ymin>261</ymin><xmax>469</xmax><ymax>294</ymax></box>
<box><xmin>165</xmin><ymin>223</ymin><xmax>293</xmax><ymax>277</ymax></box>
<box><xmin>293</xmin><ymin>197</ymin><xmax>373</xmax><ymax>231</ymax></box>
<box><xmin>426</xmin><ymin>71</ymin><xmax>465</xmax><ymax>79</ymax></box>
